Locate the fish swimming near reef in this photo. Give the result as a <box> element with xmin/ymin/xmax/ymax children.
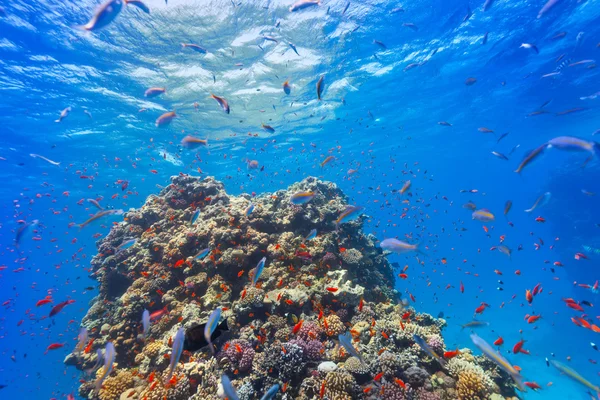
<box><xmin>461</xmin><ymin>320</ymin><xmax>490</xmax><ymax>330</ymax></box>
<box><xmin>165</xmin><ymin>327</ymin><xmax>184</xmax><ymax>382</ymax></box>
<box><xmin>183</xmin><ymin>320</ymin><xmax>229</xmax><ymax>351</ymax></box>
<box><xmin>338</xmin><ymin>331</ymin><xmax>364</xmax><ymax>363</ymax></box>
<box><xmin>380</xmin><ymin>238</ymin><xmax>421</xmax><ymax>254</ymax></box>
<box><xmin>335</xmin><ymin>205</ymin><xmax>364</xmax><ymax>229</ymax></box>
<box><xmin>471</xmin><ymin>334</ymin><xmax>525</xmax><ymax>391</ymax></box>
<box><xmin>94</xmin><ymin>342</ymin><xmax>115</xmax><ymax>393</ymax></box>
<box><xmin>221</xmin><ymin>375</ymin><xmax>240</xmax><ymax>400</ymax></box>
<box><xmin>413</xmin><ymin>334</ymin><xmax>446</xmax><ymax>366</ymax></box>
<box><xmin>551</xmin><ymin>360</ymin><xmax>600</xmax><ymax>394</ymax></box>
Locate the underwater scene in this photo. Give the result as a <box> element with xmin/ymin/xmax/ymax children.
<box><xmin>1</xmin><ymin>0</ymin><xmax>600</xmax><ymax>399</ymax></box>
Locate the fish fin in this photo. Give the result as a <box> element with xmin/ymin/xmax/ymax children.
<box><xmin>218</xmin><ymin>319</ymin><xmax>229</xmax><ymax>332</ymax></box>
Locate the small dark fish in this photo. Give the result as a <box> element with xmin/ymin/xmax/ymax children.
<box><xmin>496</xmin><ymin>132</ymin><xmax>509</xmax><ymax>143</ymax></box>
<box><xmin>463</xmin><ymin>5</ymin><xmax>472</xmax><ymax>22</ymax></box>
<box><xmin>465</xmin><ymin>77</ymin><xmax>477</xmax><ymax>86</ymax></box>
<box><xmin>289</xmin><ymin>43</ymin><xmax>299</xmax><ymax>56</ymax></box>
<box><xmin>550</xmin><ymin>31</ymin><xmax>567</xmax><ymax>40</ymax></box>
<box><xmin>482</xmin><ymin>32</ymin><xmax>488</xmax><ymax>45</ymax></box>
<box><xmin>556</xmin><ymin>107</ymin><xmax>586</xmax><ymax>116</ymax></box>
<box><xmin>373</xmin><ymin>40</ymin><xmax>386</xmax><ymax>49</ymax></box>
<box><xmin>316</xmin><ymin>75</ymin><xmax>325</xmax><ymax>100</ymax></box>
<box><xmin>403</xmin><ymin>22</ymin><xmax>418</xmax><ymax>31</ymax></box>
<box><xmin>183</xmin><ymin>319</ymin><xmax>229</xmax><ymax>352</ymax></box>
<box><xmin>342</xmin><ymin>2</ymin><xmax>350</xmax><ymax>15</ymax></box>
<box><xmin>491</xmin><ymin>151</ymin><xmax>509</xmax><ymax>160</ymax></box>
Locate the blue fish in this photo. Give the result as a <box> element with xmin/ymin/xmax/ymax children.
<box><xmin>189</xmin><ymin>209</ymin><xmax>200</xmax><ymax>226</ymax></box>
<box><xmin>141</xmin><ymin>309</ymin><xmax>150</xmax><ymax>338</ymax></box>
<box><xmin>221</xmin><ymin>375</ymin><xmax>240</xmax><ymax>400</ymax></box>
<box><xmin>80</xmin><ymin>0</ymin><xmax>124</xmax><ymax>31</ymax></box>
<box><xmin>260</xmin><ymin>384</ymin><xmax>280</xmax><ymax>400</ymax></box>
<box><xmin>413</xmin><ymin>334</ymin><xmax>446</xmax><ymax>366</ymax></box>
<box><xmin>116</xmin><ymin>238</ymin><xmax>136</xmax><ymax>253</ymax></box>
<box><xmin>304</xmin><ymin>228</ymin><xmax>317</xmax><ymax>242</ymax></box>
<box><xmin>245</xmin><ymin>203</ymin><xmax>255</xmax><ymax>216</ymax></box>
<box><xmin>335</xmin><ymin>205</ymin><xmax>364</xmax><ymax>229</ymax></box>
<box><xmin>338</xmin><ymin>331</ymin><xmax>364</xmax><ymax>363</ymax></box>
<box><xmin>204</xmin><ymin>308</ymin><xmax>222</xmax><ymax>355</ymax></box>
<box><xmin>252</xmin><ymin>257</ymin><xmax>267</xmax><ymax>286</ymax></box>
<box><xmin>195</xmin><ymin>248</ymin><xmax>210</xmax><ymax>259</ymax></box>
<box><xmin>165</xmin><ymin>327</ymin><xmax>184</xmax><ymax>382</ymax></box>
<box><xmin>95</xmin><ymin>342</ymin><xmax>115</xmax><ymax>392</ymax></box>
<box><xmin>15</xmin><ymin>219</ymin><xmax>39</xmax><ymax>248</ymax></box>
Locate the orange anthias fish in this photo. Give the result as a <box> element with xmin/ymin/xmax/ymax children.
<box><xmin>493</xmin><ymin>336</ymin><xmax>504</xmax><ymax>346</ymax></box>
<box><xmin>525</xmin><ymin>289</ymin><xmax>533</xmax><ymax>304</ymax></box>
<box><xmin>513</xmin><ymin>339</ymin><xmax>526</xmax><ymax>354</ymax></box>
<box><xmin>292</xmin><ymin>319</ymin><xmax>304</xmax><ymax>334</ymax></box>
<box><xmin>444</xmin><ymin>348</ymin><xmax>461</xmax><ymax>359</ymax></box>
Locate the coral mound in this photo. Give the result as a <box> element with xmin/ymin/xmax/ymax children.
<box><xmin>68</xmin><ymin>175</ymin><xmax>518</xmax><ymax>400</ymax></box>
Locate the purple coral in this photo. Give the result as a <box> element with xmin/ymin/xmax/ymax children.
<box><xmin>296</xmin><ymin>321</ymin><xmax>323</xmax><ymax>341</ymax></box>
<box><xmin>219</xmin><ymin>339</ymin><xmax>255</xmax><ymax>372</ymax></box>
<box><xmin>415</xmin><ymin>388</ymin><xmax>441</xmax><ymax>400</ymax></box>
<box><xmin>288</xmin><ymin>339</ymin><xmax>323</xmax><ymax>361</ymax></box>
<box><xmin>426</xmin><ymin>335</ymin><xmax>444</xmax><ymax>355</ymax></box>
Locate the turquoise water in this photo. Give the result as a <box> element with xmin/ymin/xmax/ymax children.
<box><xmin>1</xmin><ymin>0</ymin><xmax>600</xmax><ymax>398</ymax></box>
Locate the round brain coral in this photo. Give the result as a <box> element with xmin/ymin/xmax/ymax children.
<box><xmin>456</xmin><ymin>370</ymin><xmax>489</xmax><ymax>400</ymax></box>
<box><xmin>98</xmin><ymin>369</ymin><xmax>134</xmax><ymax>400</ymax></box>
<box><xmin>324</xmin><ymin>314</ymin><xmax>345</xmax><ymax>336</ymax></box>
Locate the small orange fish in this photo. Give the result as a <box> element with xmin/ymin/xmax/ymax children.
<box><xmin>292</xmin><ymin>319</ymin><xmax>304</xmax><ymax>334</ymax></box>
<box><xmin>444</xmin><ymin>348</ymin><xmax>461</xmax><ymax>359</ymax></box>
<box><xmin>374</xmin><ymin>372</ymin><xmax>384</xmax><ymax>381</ymax></box>
<box><xmin>326</xmin><ymin>287</ymin><xmax>338</xmax><ymax>293</ymax></box>
<box><xmin>394</xmin><ymin>378</ymin><xmax>406</xmax><ymax>389</ymax></box>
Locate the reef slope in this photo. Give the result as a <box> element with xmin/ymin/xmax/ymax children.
<box><xmin>68</xmin><ymin>175</ymin><xmax>518</xmax><ymax>400</ymax></box>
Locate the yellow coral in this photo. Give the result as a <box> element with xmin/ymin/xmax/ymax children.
<box><xmin>325</xmin><ymin>315</ymin><xmax>345</xmax><ymax>336</ymax></box>
<box><xmin>98</xmin><ymin>369</ymin><xmax>134</xmax><ymax>400</ymax></box>
<box><xmin>456</xmin><ymin>371</ymin><xmax>490</xmax><ymax>400</ymax></box>
<box><xmin>143</xmin><ymin>341</ymin><xmax>164</xmax><ymax>358</ymax></box>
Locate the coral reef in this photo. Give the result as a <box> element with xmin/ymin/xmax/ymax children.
<box><xmin>66</xmin><ymin>175</ymin><xmax>519</xmax><ymax>400</ymax></box>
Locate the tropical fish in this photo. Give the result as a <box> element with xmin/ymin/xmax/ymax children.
<box><xmin>49</xmin><ymin>299</ymin><xmax>75</xmax><ymax>317</ymax></box>
<box><xmin>95</xmin><ymin>342</ymin><xmax>115</xmax><ymax>393</ymax></box>
<box><xmin>181</xmin><ymin>43</ymin><xmax>207</xmax><ymax>53</ymax></box>
<box><xmin>142</xmin><ymin>309</ymin><xmax>150</xmax><ymax>338</ymax></box>
<box><xmin>116</xmin><ymin>239</ymin><xmax>136</xmax><ymax>253</ymax></box>
<box><xmin>283</xmin><ymin>80</ymin><xmax>291</xmax><ymax>95</ymax></box>
<box><xmin>181</xmin><ymin>136</ymin><xmax>208</xmax><ymax>149</ymax></box>
<box><xmin>221</xmin><ymin>375</ymin><xmax>240</xmax><ymax>400</ymax></box>
<box><xmin>245</xmin><ymin>203</ymin><xmax>255</xmax><ymax>216</ymax></box>
<box><xmin>336</xmin><ymin>205</ymin><xmax>364</xmax><ymax>228</ymax></box>
<box><xmin>304</xmin><ymin>229</ymin><xmax>317</xmax><ymax>242</ymax></box>
<box><xmin>80</xmin><ymin>0</ymin><xmax>124</xmax><ymax>31</ymax></box>
<box><xmin>252</xmin><ymin>257</ymin><xmax>267</xmax><ymax>286</ymax></box>
<box><xmin>524</xmin><ymin>192</ymin><xmax>551</xmax><ymax>213</ymax></box>
<box><xmin>461</xmin><ymin>321</ymin><xmax>489</xmax><ymax>329</ymax></box>
<box><xmin>316</xmin><ymin>75</ymin><xmax>325</xmax><ymax>100</ymax></box>
<box><xmin>195</xmin><ymin>248</ymin><xmax>210</xmax><ymax>259</ymax></box>
<box><xmin>547</xmin><ymin>136</ymin><xmax>597</xmax><ymax>153</ymax></box>
<box><xmin>261</xmin><ymin>124</ymin><xmax>275</xmax><ymax>133</ymax></box>
<box><xmin>15</xmin><ymin>219</ymin><xmax>39</xmax><ymax>247</ymax></box>
<box><xmin>519</xmin><ymin>43</ymin><xmax>539</xmax><ymax>54</ymax></box>
<box><xmin>514</xmin><ymin>144</ymin><xmax>546</xmax><ymax>173</ymax></box>
<box><xmin>165</xmin><ymin>327</ymin><xmax>184</xmax><ymax>382</ymax></box>
<box><xmin>462</xmin><ymin>201</ymin><xmax>477</xmax><ymax>210</ymax></box>
<box><xmin>79</xmin><ymin>209</ymin><xmax>123</xmax><ymax>229</ymax></box>
<box><xmin>320</xmin><ymin>155</ymin><xmax>334</xmax><ymax>167</ymax></box>
<box><xmin>204</xmin><ymin>308</ymin><xmax>222</xmax><ymax>355</ymax></box>
<box><xmin>30</xmin><ymin>153</ymin><xmax>60</xmax><ymax>166</ymax></box>
<box><xmin>413</xmin><ymin>334</ymin><xmax>446</xmax><ymax>366</ymax></box>
<box><xmin>491</xmin><ymin>151</ymin><xmax>508</xmax><ymax>160</ymax></box>
<box><xmin>289</xmin><ymin>0</ymin><xmax>321</xmax><ymax>12</ymax></box>
<box><xmin>155</xmin><ymin>111</ymin><xmax>177</xmax><ymax>127</ymax></box>
<box><xmin>338</xmin><ymin>331</ymin><xmax>364</xmax><ymax>363</ymax></box>
<box><xmin>260</xmin><ymin>384</ymin><xmax>280</xmax><ymax>400</ymax></box>
<box><xmin>483</xmin><ymin>0</ymin><xmax>494</xmax><ymax>11</ymax></box>
<box><xmin>504</xmin><ymin>200</ymin><xmax>512</xmax><ymax>215</ymax></box>
<box><xmin>183</xmin><ymin>318</ymin><xmax>228</xmax><ymax>352</ymax></box>
<box><xmin>87</xmin><ymin>198</ymin><xmax>104</xmax><ymax>210</ymax></box>
<box><xmin>290</xmin><ymin>191</ymin><xmax>316</xmax><ymax>205</ymax></box>
<box><xmin>211</xmin><ymin>94</ymin><xmax>230</xmax><ymax>113</ymax></box>
<box><xmin>55</xmin><ymin>107</ymin><xmax>72</xmax><ymax>123</ymax></box>
<box><xmin>498</xmin><ymin>245</ymin><xmax>511</xmax><ymax>259</ymax></box>
<box><xmin>189</xmin><ymin>210</ymin><xmax>200</xmax><ymax>226</ymax></box>
<box><xmin>537</xmin><ymin>0</ymin><xmax>560</xmax><ymax>18</ymax></box>
<box><xmin>380</xmin><ymin>238</ymin><xmax>420</xmax><ymax>254</ymax></box>
<box><xmin>552</xmin><ymin>360</ymin><xmax>600</xmax><ymax>394</ymax></box>
<box><xmin>144</xmin><ymin>87</ymin><xmax>165</xmax><ymax>98</ymax></box>
<box><xmin>125</xmin><ymin>0</ymin><xmax>150</xmax><ymax>13</ymax></box>
<box><xmin>471</xmin><ymin>334</ymin><xmax>525</xmax><ymax>391</ymax></box>
<box><xmin>288</xmin><ymin>43</ymin><xmax>299</xmax><ymax>55</ymax></box>
<box><xmin>400</xmin><ymin>180</ymin><xmax>411</xmax><ymax>194</ymax></box>
<box><xmin>472</xmin><ymin>209</ymin><xmax>495</xmax><ymax>222</ymax></box>
<box><xmin>75</xmin><ymin>328</ymin><xmax>89</xmax><ymax>353</ymax></box>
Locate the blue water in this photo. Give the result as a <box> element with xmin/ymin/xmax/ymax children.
<box><xmin>1</xmin><ymin>0</ymin><xmax>600</xmax><ymax>398</ymax></box>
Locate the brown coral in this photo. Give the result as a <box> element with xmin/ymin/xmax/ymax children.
<box><xmin>98</xmin><ymin>369</ymin><xmax>135</xmax><ymax>400</ymax></box>
<box><xmin>456</xmin><ymin>371</ymin><xmax>490</xmax><ymax>400</ymax></box>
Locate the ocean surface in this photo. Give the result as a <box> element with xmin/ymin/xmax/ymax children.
<box><xmin>1</xmin><ymin>0</ymin><xmax>599</xmax><ymax>398</ymax></box>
